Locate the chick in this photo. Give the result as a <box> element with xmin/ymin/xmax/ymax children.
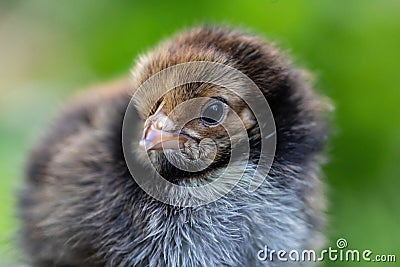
<box><xmin>19</xmin><ymin>26</ymin><xmax>329</xmax><ymax>267</ymax></box>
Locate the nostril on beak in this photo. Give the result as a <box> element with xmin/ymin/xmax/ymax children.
<box><xmin>155</xmin><ymin>117</ymin><xmax>167</xmax><ymax>130</ymax></box>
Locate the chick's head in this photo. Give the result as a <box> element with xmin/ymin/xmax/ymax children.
<box><xmin>137</xmin><ymin>82</ymin><xmax>257</xmax><ymax>182</ymax></box>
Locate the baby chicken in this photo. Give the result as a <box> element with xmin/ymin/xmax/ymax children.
<box><xmin>19</xmin><ymin>26</ymin><xmax>329</xmax><ymax>267</ymax></box>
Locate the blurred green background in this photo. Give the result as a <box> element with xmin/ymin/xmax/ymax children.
<box><xmin>0</xmin><ymin>0</ymin><xmax>399</xmax><ymax>266</ymax></box>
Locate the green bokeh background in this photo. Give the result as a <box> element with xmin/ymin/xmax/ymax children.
<box><xmin>0</xmin><ymin>1</ymin><xmax>399</xmax><ymax>266</ymax></box>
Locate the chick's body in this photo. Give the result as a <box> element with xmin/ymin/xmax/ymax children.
<box><xmin>19</xmin><ymin>26</ymin><xmax>329</xmax><ymax>267</ymax></box>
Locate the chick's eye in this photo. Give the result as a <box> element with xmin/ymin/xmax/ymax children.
<box><xmin>201</xmin><ymin>102</ymin><xmax>225</xmax><ymax>126</ymax></box>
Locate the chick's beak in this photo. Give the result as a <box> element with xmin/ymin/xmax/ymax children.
<box><xmin>139</xmin><ymin>111</ymin><xmax>188</xmax><ymax>151</ymax></box>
